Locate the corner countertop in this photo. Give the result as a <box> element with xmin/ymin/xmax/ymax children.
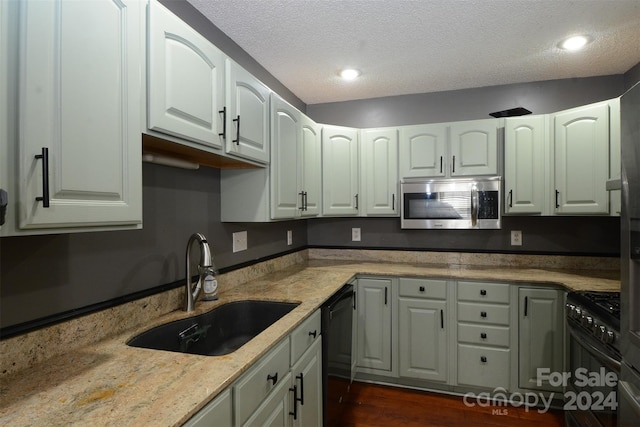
<box><xmin>0</xmin><ymin>260</ymin><xmax>620</xmax><ymax>426</ymax></box>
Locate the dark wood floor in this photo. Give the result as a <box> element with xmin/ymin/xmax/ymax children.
<box><xmin>333</xmin><ymin>381</ymin><xmax>565</xmax><ymax>427</ymax></box>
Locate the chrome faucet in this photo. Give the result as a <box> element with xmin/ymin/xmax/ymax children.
<box><xmin>185</xmin><ymin>233</ymin><xmax>213</xmax><ymax>312</ymax></box>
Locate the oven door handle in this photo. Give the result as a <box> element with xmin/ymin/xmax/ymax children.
<box><xmin>567</xmin><ymin>322</ymin><xmax>621</xmax><ymax>371</ymax></box>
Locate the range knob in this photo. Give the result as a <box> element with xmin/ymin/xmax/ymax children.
<box><xmin>604</xmin><ymin>330</ymin><xmax>615</xmax><ymax>344</ymax></box>
<box><xmin>591</xmin><ymin>322</ymin><xmax>600</xmax><ymax>335</ymax></box>
<box><xmin>581</xmin><ymin>315</ymin><xmax>593</xmax><ymax>327</ymax></box>
<box><xmin>597</xmin><ymin>325</ymin><xmax>607</xmax><ymax>340</ymax></box>
<box><xmin>573</xmin><ymin>307</ymin><xmax>582</xmax><ymax>319</ymax></box>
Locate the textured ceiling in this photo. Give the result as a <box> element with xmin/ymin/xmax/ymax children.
<box><xmin>186</xmin><ymin>0</ymin><xmax>640</xmax><ymax>105</ymax></box>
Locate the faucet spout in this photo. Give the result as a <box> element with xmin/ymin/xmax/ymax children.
<box><xmin>185</xmin><ymin>233</ymin><xmax>213</xmax><ymax>312</ymax></box>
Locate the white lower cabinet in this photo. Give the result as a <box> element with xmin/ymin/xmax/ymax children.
<box><xmin>398</xmin><ymin>278</ymin><xmax>448</xmax><ymax>383</ymax></box>
<box><xmin>354</xmin><ymin>276</ymin><xmax>565</xmax><ymax>399</ymax></box>
<box><xmin>186</xmin><ymin>310</ymin><xmax>322</xmax><ymax>427</ymax></box>
<box><xmin>355</xmin><ymin>277</ymin><xmax>393</xmax><ymax>373</ymax></box>
<box><xmin>518</xmin><ymin>287</ymin><xmax>565</xmax><ymax>392</ymax></box>
<box><xmin>183</xmin><ymin>388</ymin><xmax>233</xmax><ymax>427</ymax></box>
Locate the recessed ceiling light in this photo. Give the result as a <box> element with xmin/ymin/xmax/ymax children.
<box><xmin>559</xmin><ymin>35</ymin><xmax>591</xmax><ymax>51</ymax></box>
<box><xmin>340</xmin><ymin>68</ymin><xmax>360</xmax><ymax>80</ymax></box>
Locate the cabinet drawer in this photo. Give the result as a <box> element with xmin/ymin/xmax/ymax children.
<box><xmin>399</xmin><ymin>278</ymin><xmax>447</xmax><ymax>299</ymax></box>
<box><xmin>458</xmin><ymin>324</ymin><xmax>510</xmax><ymax>348</ymax></box>
<box><xmin>457</xmin><ymin>281</ymin><xmax>510</xmax><ymax>304</ymax></box>
<box><xmin>291</xmin><ymin>309</ymin><xmax>321</xmax><ymax>366</ymax></box>
<box><xmin>235</xmin><ymin>338</ymin><xmax>291</xmax><ymax>426</ymax></box>
<box><xmin>457</xmin><ymin>344</ymin><xmax>510</xmax><ymax>389</ymax></box>
<box><xmin>457</xmin><ymin>302</ymin><xmax>510</xmax><ymax>325</ymax></box>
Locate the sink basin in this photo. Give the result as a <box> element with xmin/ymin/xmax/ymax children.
<box><xmin>127</xmin><ymin>300</ymin><xmax>299</xmax><ymax>356</ymax></box>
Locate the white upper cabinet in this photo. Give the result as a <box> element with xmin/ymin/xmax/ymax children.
<box><xmin>361</xmin><ymin>128</ymin><xmax>398</xmax><ymax>216</ymax></box>
<box><xmin>449</xmin><ymin>119</ymin><xmax>498</xmax><ymax>176</ymax></box>
<box><xmin>270</xmin><ymin>94</ymin><xmax>301</xmax><ymax>219</ymax></box>
<box><xmin>147</xmin><ymin>0</ymin><xmax>225</xmax><ymax>149</ymax></box>
<box><xmin>504</xmin><ymin>115</ymin><xmax>548</xmax><ymax>215</ymax></box>
<box><xmin>554</xmin><ymin>101</ymin><xmax>610</xmax><ymax>214</ymax></box>
<box><xmin>399</xmin><ymin>119</ymin><xmax>498</xmax><ymax>179</ymax></box>
<box><xmin>225</xmin><ymin>60</ymin><xmax>271</xmax><ymax>164</ymax></box>
<box><xmin>300</xmin><ymin>115</ymin><xmax>322</xmax><ymax>217</ymax></box>
<box><xmin>399</xmin><ymin>124</ymin><xmax>447</xmax><ymax>178</ymax></box>
<box><xmin>322</xmin><ymin>125</ymin><xmax>359</xmax><ymax>216</ymax></box>
<box><xmin>16</xmin><ymin>0</ymin><xmax>143</xmax><ymax>231</ymax></box>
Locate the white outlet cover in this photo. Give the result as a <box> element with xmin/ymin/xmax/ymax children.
<box><xmin>233</xmin><ymin>231</ymin><xmax>248</xmax><ymax>253</ymax></box>
<box><xmin>511</xmin><ymin>230</ymin><xmax>522</xmax><ymax>246</ymax></box>
<box><xmin>352</xmin><ymin>228</ymin><xmax>361</xmax><ymax>242</ymax></box>
<box><xmin>287</xmin><ymin>230</ymin><xmax>292</xmax><ymax>246</ymax></box>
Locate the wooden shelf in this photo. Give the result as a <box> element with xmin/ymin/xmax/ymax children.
<box><xmin>142</xmin><ymin>134</ymin><xmax>261</xmax><ymax>170</ymax></box>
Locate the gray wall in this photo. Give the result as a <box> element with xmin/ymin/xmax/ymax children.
<box><xmin>0</xmin><ymin>165</ymin><xmax>307</xmax><ymax>329</ymax></box>
<box><xmin>306</xmin><ymin>76</ymin><xmax>626</xmax><ymax>128</ymax></box>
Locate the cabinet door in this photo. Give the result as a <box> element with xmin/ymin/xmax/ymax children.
<box><xmin>300</xmin><ymin>115</ymin><xmax>321</xmax><ymax>217</ymax></box>
<box><xmin>291</xmin><ymin>339</ymin><xmax>323</xmax><ymax>427</ymax></box>
<box><xmin>18</xmin><ymin>0</ymin><xmax>142</xmax><ymax>229</ymax></box>
<box><xmin>356</xmin><ymin>278</ymin><xmax>392</xmax><ymax>371</ymax></box>
<box><xmin>398</xmin><ymin>298</ymin><xmax>447</xmax><ymax>382</ymax></box>
<box><xmin>242</xmin><ymin>371</ymin><xmax>293</xmax><ymax>427</ymax></box>
<box><xmin>504</xmin><ymin>115</ymin><xmax>547</xmax><ymax>214</ymax></box>
<box><xmin>518</xmin><ymin>287</ymin><xmax>565</xmax><ymax>392</ymax></box>
<box><xmin>449</xmin><ymin>119</ymin><xmax>498</xmax><ymax>176</ymax></box>
<box><xmin>399</xmin><ymin>124</ymin><xmax>447</xmax><ymax>178</ymax></box>
<box><xmin>226</xmin><ymin>60</ymin><xmax>271</xmax><ymax>163</ymax></box>
<box><xmin>270</xmin><ymin>94</ymin><xmax>301</xmax><ymax>219</ymax></box>
<box><xmin>554</xmin><ymin>102</ymin><xmax>609</xmax><ymax>214</ymax></box>
<box><xmin>322</xmin><ymin>125</ymin><xmax>359</xmax><ymax>216</ymax></box>
<box><xmin>361</xmin><ymin>128</ymin><xmax>398</xmax><ymax>216</ymax></box>
<box><xmin>148</xmin><ymin>0</ymin><xmax>225</xmax><ymax>148</ymax></box>
<box><xmin>183</xmin><ymin>388</ymin><xmax>233</xmax><ymax>427</ymax></box>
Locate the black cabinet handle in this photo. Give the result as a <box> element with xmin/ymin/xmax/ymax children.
<box><xmin>355</xmin><ymin>194</ymin><xmax>359</xmax><ymax>210</ymax></box>
<box><xmin>419</xmin><ymin>286</ymin><xmax>425</xmax><ymax>292</ymax></box>
<box><xmin>303</xmin><ymin>191</ymin><xmax>308</xmax><ymax>211</ymax></box>
<box><xmin>555</xmin><ymin>190</ymin><xmax>560</xmax><ymax>208</ymax></box>
<box><xmin>308</xmin><ymin>330</ymin><xmax>317</xmax><ymax>339</ymax></box>
<box><xmin>508</xmin><ymin>189</ymin><xmax>513</xmax><ymax>208</ymax></box>
<box><xmin>480</xmin><ymin>311</ymin><xmax>487</xmax><ymax>318</ymax></box>
<box><xmin>481</xmin><ymin>356</ymin><xmax>487</xmax><ymax>363</ymax></box>
<box><xmin>289</xmin><ymin>385</ymin><xmax>298</xmax><ymax>420</ymax></box>
<box><xmin>480</xmin><ymin>289</ymin><xmax>487</xmax><ymax>296</ymax></box>
<box><xmin>384</xmin><ymin>287</ymin><xmax>388</xmax><ymax>305</ymax></box>
<box><xmin>524</xmin><ymin>296</ymin><xmax>529</xmax><ymax>317</ymax></box>
<box><xmin>452</xmin><ymin>155</ymin><xmax>456</xmax><ymax>173</ymax></box>
<box><xmin>481</xmin><ymin>332</ymin><xmax>487</xmax><ymax>339</ymax></box>
<box><xmin>267</xmin><ymin>373</ymin><xmax>278</xmax><ymax>385</ymax></box>
<box><xmin>218</xmin><ymin>107</ymin><xmax>226</xmax><ymax>138</ymax></box>
<box><xmin>440</xmin><ymin>309</ymin><xmax>444</xmax><ymax>329</ymax></box>
<box><xmin>440</xmin><ymin>156</ymin><xmax>443</xmax><ymax>173</ymax></box>
<box><xmin>35</xmin><ymin>147</ymin><xmax>50</xmax><ymax>208</ymax></box>
<box><xmin>233</xmin><ymin>115</ymin><xmax>240</xmax><ymax>145</ymax></box>
<box><xmin>392</xmin><ymin>193</ymin><xmax>395</xmax><ymax>211</ymax></box>
<box><xmin>299</xmin><ymin>191</ymin><xmax>305</xmax><ymax>211</ymax></box>
<box><xmin>296</xmin><ymin>373</ymin><xmax>304</xmax><ymax>405</ymax></box>
<box><xmin>353</xmin><ymin>291</ymin><xmax>356</xmax><ymax>310</ymax></box>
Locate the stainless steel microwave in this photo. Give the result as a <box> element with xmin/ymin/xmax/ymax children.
<box><xmin>400</xmin><ymin>177</ymin><xmax>501</xmax><ymax>229</ymax></box>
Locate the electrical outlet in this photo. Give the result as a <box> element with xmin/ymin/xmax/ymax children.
<box><xmin>287</xmin><ymin>230</ymin><xmax>292</xmax><ymax>246</ymax></box>
<box><xmin>352</xmin><ymin>228</ymin><xmax>361</xmax><ymax>242</ymax></box>
<box><xmin>511</xmin><ymin>230</ymin><xmax>523</xmax><ymax>246</ymax></box>
<box><xmin>233</xmin><ymin>231</ymin><xmax>247</xmax><ymax>253</ymax></box>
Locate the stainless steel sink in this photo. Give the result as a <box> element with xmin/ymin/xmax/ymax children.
<box><xmin>127</xmin><ymin>300</ymin><xmax>299</xmax><ymax>356</ymax></box>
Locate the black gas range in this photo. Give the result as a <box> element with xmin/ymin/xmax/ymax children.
<box><xmin>565</xmin><ymin>291</ymin><xmax>621</xmax><ymax>427</ymax></box>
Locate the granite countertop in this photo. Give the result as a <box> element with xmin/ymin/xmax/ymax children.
<box><xmin>0</xmin><ymin>260</ymin><xmax>620</xmax><ymax>426</ymax></box>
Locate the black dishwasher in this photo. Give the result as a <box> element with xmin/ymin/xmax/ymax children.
<box><xmin>321</xmin><ymin>282</ymin><xmax>355</xmax><ymax>427</ymax></box>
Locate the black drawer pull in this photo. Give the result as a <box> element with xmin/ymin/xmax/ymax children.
<box><xmin>480</xmin><ymin>311</ymin><xmax>487</xmax><ymax>318</ymax></box>
<box><xmin>233</xmin><ymin>115</ymin><xmax>240</xmax><ymax>145</ymax></box>
<box><xmin>218</xmin><ymin>107</ymin><xmax>226</xmax><ymax>138</ymax></box>
<box><xmin>481</xmin><ymin>356</ymin><xmax>487</xmax><ymax>363</ymax></box>
<box><xmin>481</xmin><ymin>333</ymin><xmax>487</xmax><ymax>339</ymax></box>
<box><xmin>419</xmin><ymin>286</ymin><xmax>425</xmax><ymax>292</ymax></box>
<box><xmin>267</xmin><ymin>373</ymin><xmax>278</xmax><ymax>385</ymax></box>
<box><xmin>308</xmin><ymin>330</ymin><xmax>317</xmax><ymax>338</ymax></box>
<box><xmin>480</xmin><ymin>289</ymin><xmax>487</xmax><ymax>296</ymax></box>
<box><xmin>289</xmin><ymin>385</ymin><xmax>298</xmax><ymax>419</ymax></box>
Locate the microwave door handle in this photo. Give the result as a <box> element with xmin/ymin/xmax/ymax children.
<box><xmin>471</xmin><ymin>186</ymin><xmax>478</xmax><ymax>227</ymax></box>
